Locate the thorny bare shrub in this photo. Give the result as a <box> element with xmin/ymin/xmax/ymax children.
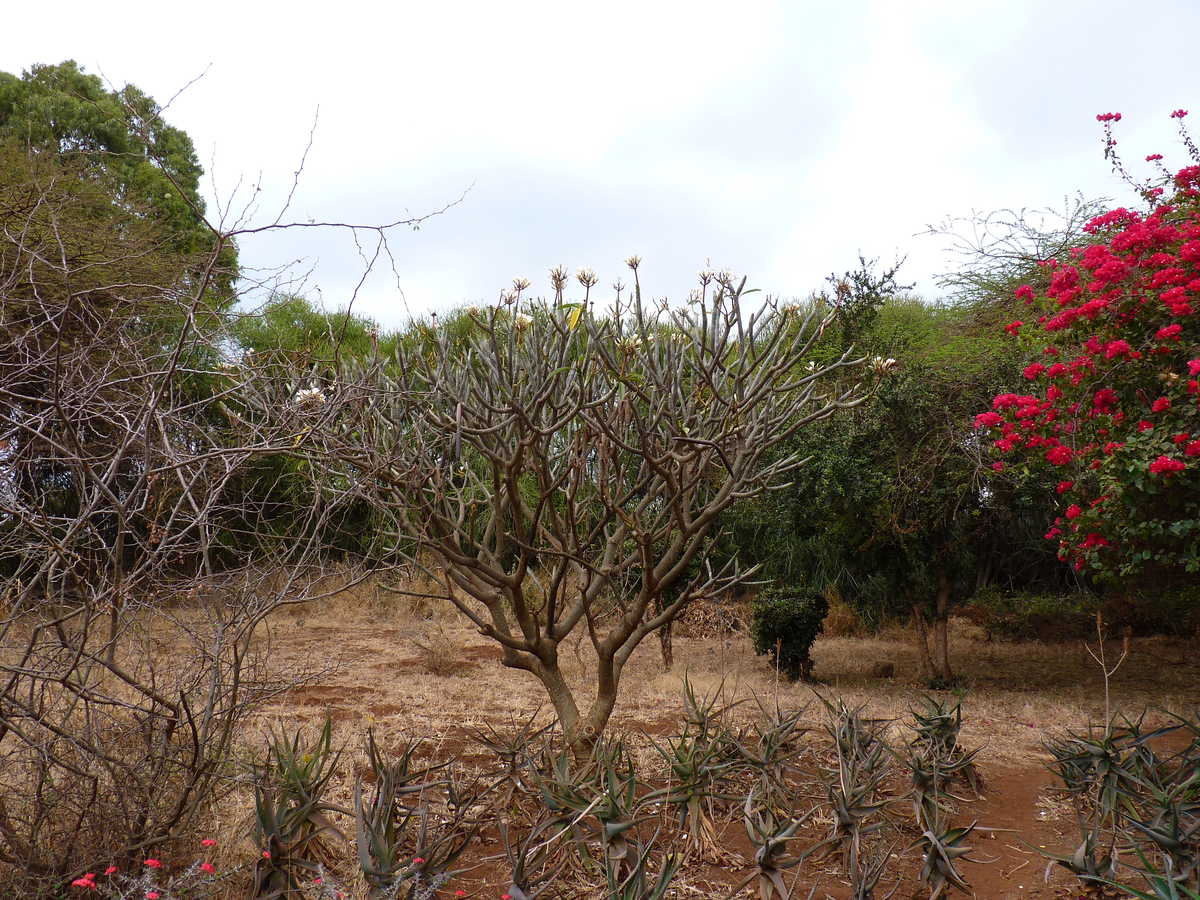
<box><xmin>0</xmin><ymin>142</ymin><xmax>374</xmax><ymax>893</ymax></box>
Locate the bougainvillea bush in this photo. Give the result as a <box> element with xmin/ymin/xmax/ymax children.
<box><xmin>977</xmin><ymin>110</ymin><xmax>1200</xmax><ymax>581</ymax></box>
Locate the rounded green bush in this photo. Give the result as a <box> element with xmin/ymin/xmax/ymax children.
<box><xmin>750</xmin><ymin>587</ymin><xmax>829</xmax><ymax>681</ymax></box>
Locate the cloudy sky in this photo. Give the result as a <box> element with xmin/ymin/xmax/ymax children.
<box><xmin>5</xmin><ymin>0</ymin><xmax>1198</xmax><ymax>326</ymax></box>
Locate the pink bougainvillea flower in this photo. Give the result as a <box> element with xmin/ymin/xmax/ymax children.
<box><xmin>1156</xmin><ymin>323</ymin><xmax>1183</xmax><ymax>341</ymax></box>
<box><xmin>1104</xmin><ymin>339</ymin><xmax>1132</xmax><ymax>358</ymax></box>
<box><xmin>201</xmin><ymin>838</ymin><xmax>217</xmax><ymax>848</ymax></box>
<box><xmin>1046</xmin><ymin>446</ymin><xmax>1074</xmax><ymax>465</ymax></box>
<box><xmin>1149</xmin><ymin>455</ymin><xmax>1187</xmax><ymax>474</ymax></box>
<box><xmin>200</xmin><ymin>862</ymin><xmax>216</xmax><ymax>874</ymax></box>
<box><xmin>144</xmin><ymin>860</ymin><xmax>162</xmax><ymax>869</ymax></box>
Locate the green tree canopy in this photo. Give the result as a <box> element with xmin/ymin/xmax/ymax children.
<box><xmin>722</xmin><ymin>296</ymin><xmax>1070</xmax><ymax>684</ymax></box>
<box><xmin>0</xmin><ymin>60</ymin><xmax>214</xmax><ymax>254</ymax></box>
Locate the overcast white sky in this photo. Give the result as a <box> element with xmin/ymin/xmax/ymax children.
<box><xmin>6</xmin><ymin>0</ymin><xmax>1198</xmax><ymax>326</ymax></box>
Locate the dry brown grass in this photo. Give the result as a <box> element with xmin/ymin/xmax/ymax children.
<box><xmin>821</xmin><ymin>597</ymin><xmax>864</xmax><ymax>637</ymax></box>
<box><xmin>246</xmin><ymin>585</ymin><xmax>1199</xmax><ymax>768</ymax></box>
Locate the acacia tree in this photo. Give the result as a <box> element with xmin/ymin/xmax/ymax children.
<box><xmin>319</xmin><ymin>264</ymin><xmax>865</xmax><ymax>750</ymax></box>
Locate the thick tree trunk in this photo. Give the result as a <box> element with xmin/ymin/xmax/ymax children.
<box><xmin>912</xmin><ymin>602</ymin><xmax>934</xmax><ymax>682</ymax></box>
<box><xmin>536</xmin><ymin>660</ymin><xmax>583</xmax><ymax>746</ymax></box>
<box><xmin>577</xmin><ymin>688</ymin><xmax>619</xmax><ymax>759</ymax></box>
<box><xmin>932</xmin><ymin>571</ymin><xmax>954</xmax><ymax>685</ymax></box>
<box><xmin>531</xmin><ymin>653</ymin><xmax>622</xmax><ymax>760</ymax></box>
<box><xmin>658</xmin><ymin>617</ymin><xmax>674</xmax><ymax>671</ymax></box>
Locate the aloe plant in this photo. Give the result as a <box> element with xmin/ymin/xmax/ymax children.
<box><xmin>741</xmin><ymin>698</ymin><xmax>810</xmax><ymax>806</ymax></box>
<box><xmin>721</xmin><ymin>793</ymin><xmax>824</xmax><ymax>900</ymax></box>
<box><xmin>817</xmin><ymin>697</ymin><xmax>892</xmax><ymax>868</ymax></box>
<box><xmin>471</xmin><ymin>708</ymin><xmax>555</xmax><ymax>799</ymax></box>
<box><xmin>353</xmin><ymin>731</ymin><xmax>443</xmax><ymax>897</ymax></box>
<box><xmin>251</xmin><ymin>717</ymin><xmax>348</xmax><ymax>897</ymax></box>
<box><xmin>1098</xmin><ymin>850</ymin><xmax>1200</xmax><ymax>899</ymax></box>
<box><xmin>499</xmin><ymin>816</ymin><xmax>568</xmax><ymax>900</ymax></box>
<box><xmin>912</xmin><ymin>820</ymin><xmax>977</xmax><ymax>899</ymax></box>
<box><xmin>646</xmin><ymin>726</ymin><xmax>741</xmax><ymax>857</ymax></box>
<box><xmin>907</xmin><ymin>695</ymin><xmax>980</xmax><ymax>796</ymax></box>
<box><xmin>681</xmin><ymin>674</ymin><xmax>744</xmax><ymax>748</ymax></box>
<box><xmin>1032</xmin><ymin>824</ymin><xmax>1116</xmax><ymax>887</ymax></box>
<box><xmin>601</xmin><ymin>836</ymin><xmax>681</xmax><ymax>900</ymax></box>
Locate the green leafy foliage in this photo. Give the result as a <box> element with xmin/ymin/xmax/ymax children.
<box><xmin>0</xmin><ymin>60</ymin><xmax>211</xmax><ymax>254</ymax></box>
<box><xmin>722</xmin><ymin>292</ymin><xmax>1070</xmax><ymax>682</ymax></box>
<box><xmin>751</xmin><ymin>587</ymin><xmax>829</xmax><ymax>682</ymax></box>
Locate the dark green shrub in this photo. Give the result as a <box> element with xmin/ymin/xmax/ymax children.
<box><xmin>750</xmin><ymin>587</ymin><xmax>829</xmax><ymax>681</ymax></box>
<box><xmin>966</xmin><ymin>586</ymin><xmax>1199</xmax><ymax>642</ymax></box>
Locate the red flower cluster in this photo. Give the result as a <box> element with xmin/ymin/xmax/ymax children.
<box><xmin>1149</xmin><ymin>455</ymin><xmax>1188</xmax><ymax>474</ymax></box>
<box><xmin>977</xmin><ymin>111</ymin><xmax>1200</xmax><ymax>576</ymax></box>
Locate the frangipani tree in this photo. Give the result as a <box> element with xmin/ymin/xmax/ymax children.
<box><xmin>320</xmin><ymin>262</ymin><xmax>866</xmax><ymax>751</ymax></box>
